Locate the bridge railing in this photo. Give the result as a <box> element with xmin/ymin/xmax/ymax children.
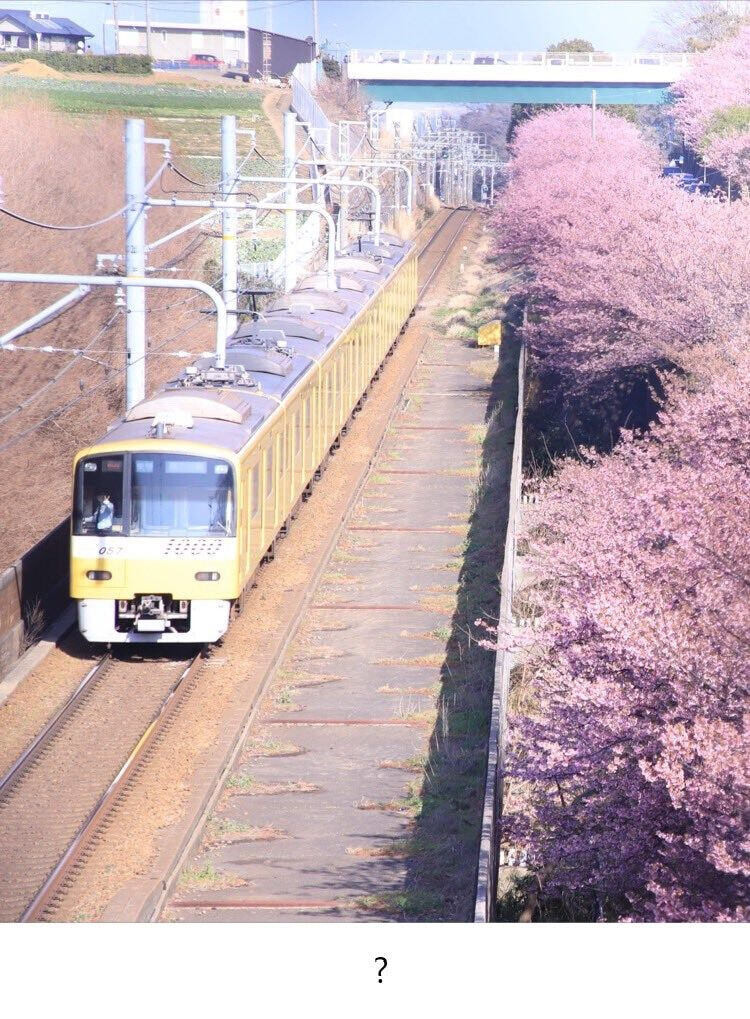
<box><xmin>348</xmin><ymin>49</ymin><xmax>691</xmax><ymax>68</ymax></box>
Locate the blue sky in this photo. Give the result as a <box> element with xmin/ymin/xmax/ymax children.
<box><xmin>1</xmin><ymin>1</ymin><xmax>671</xmax><ymax>55</ymax></box>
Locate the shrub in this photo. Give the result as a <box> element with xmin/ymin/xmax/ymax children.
<box><xmin>0</xmin><ymin>52</ymin><xmax>151</xmax><ymax>75</ymax></box>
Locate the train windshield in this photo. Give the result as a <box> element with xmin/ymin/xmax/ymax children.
<box><xmin>130</xmin><ymin>454</ymin><xmax>234</xmax><ymax>536</ymax></box>
<box><xmin>73</xmin><ymin>455</ymin><xmax>125</xmax><ymax>535</ymax></box>
<box><xmin>73</xmin><ymin>453</ymin><xmax>235</xmax><ymax>537</ymax></box>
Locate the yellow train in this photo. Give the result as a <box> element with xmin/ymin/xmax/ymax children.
<box><xmin>71</xmin><ymin>235</ymin><xmax>418</xmax><ymax>643</ymax></box>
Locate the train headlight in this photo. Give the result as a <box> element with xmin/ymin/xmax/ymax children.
<box><xmin>195</xmin><ymin>571</ymin><xmax>220</xmax><ymax>581</ymax></box>
<box><xmin>86</xmin><ymin>570</ymin><xmax>112</xmax><ymax>581</ymax></box>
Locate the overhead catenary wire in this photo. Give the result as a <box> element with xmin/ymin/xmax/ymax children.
<box><xmin>0</xmin><ymin>310</ymin><xmax>122</xmax><ymax>428</ymax></box>
<box><xmin>0</xmin><ymin>160</ymin><xmax>168</xmax><ymax>232</ymax></box>
<box><xmin>0</xmin><ymin>311</ymin><xmax>209</xmax><ymax>456</ymax></box>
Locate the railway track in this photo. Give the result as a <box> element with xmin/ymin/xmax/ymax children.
<box><xmin>0</xmin><ymin>206</ymin><xmax>476</xmax><ymax>923</ymax></box>
<box><xmin>0</xmin><ymin>647</ymin><xmax>203</xmax><ymax>921</ymax></box>
<box><xmin>415</xmin><ymin>206</ymin><xmax>472</xmax><ymax>295</ymax></box>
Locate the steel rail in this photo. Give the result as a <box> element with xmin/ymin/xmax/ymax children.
<box><xmin>21</xmin><ymin>649</ymin><xmax>204</xmax><ymax>922</ymax></box>
<box><xmin>0</xmin><ymin>655</ymin><xmax>110</xmax><ymax>799</ymax></box>
<box><xmin>417</xmin><ymin>207</ymin><xmax>473</xmax><ymax>296</ymax></box>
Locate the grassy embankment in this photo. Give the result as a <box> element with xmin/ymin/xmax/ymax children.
<box><xmin>0</xmin><ymin>75</ymin><xmax>280</xmax><ymax>169</ymax></box>
<box><xmin>0</xmin><ymin>75</ymin><xmax>282</xmax><ymax>572</ymax></box>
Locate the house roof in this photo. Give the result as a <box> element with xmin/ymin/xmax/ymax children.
<box><xmin>111</xmin><ymin>20</ymin><xmax>243</xmax><ymax>33</ymax></box>
<box><xmin>0</xmin><ymin>9</ymin><xmax>93</xmax><ymax>38</ymax></box>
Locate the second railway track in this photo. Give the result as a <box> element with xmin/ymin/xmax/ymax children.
<box><xmin>0</xmin><ymin>647</ymin><xmax>203</xmax><ymax>921</ymax></box>
<box><xmin>0</xmin><ymin>206</ymin><xmax>474</xmax><ymax>923</ymax></box>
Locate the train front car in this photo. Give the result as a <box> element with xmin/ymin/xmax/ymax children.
<box><xmin>71</xmin><ymin>391</ymin><xmax>251</xmax><ymax>644</ymax></box>
<box><xmin>70</xmin><ymin>229</ymin><xmax>417</xmax><ymax>646</ymax></box>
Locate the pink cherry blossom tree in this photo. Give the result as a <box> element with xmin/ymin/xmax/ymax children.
<box><xmin>493</xmin><ymin>106</ymin><xmax>750</xmax><ymax>407</ymax></box>
<box><xmin>507</xmin><ymin>351</ymin><xmax>750</xmax><ymax>921</ymax></box>
<box><xmin>671</xmin><ymin>26</ymin><xmax>750</xmax><ymax>188</ymax></box>
<box><xmin>490</xmin><ymin>99</ymin><xmax>750</xmax><ymax>921</ymax></box>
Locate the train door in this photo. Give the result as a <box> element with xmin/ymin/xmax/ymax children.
<box><xmin>304</xmin><ymin>392</ymin><xmax>313</xmax><ymax>475</ymax></box>
<box><xmin>333</xmin><ymin>356</ymin><xmax>341</xmax><ymax>433</ymax></box>
<box><xmin>368</xmin><ymin>308</ymin><xmax>376</xmax><ymax>378</ymax></box>
<box><xmin>275</xmin><ymin>429</ymin><xmax>284</xmax><ymax>526</ymax></box>
<box><xmin>322</xmin><ymin>364</ymin><xmax>332</xmax><ymax>450</ymax></box>
<box><xmin>293</xmin><ymin>406</ymin><xmax>303</xmax><ymax>494</ymax></box>
<box><xmin>262</xmin><ymin>441</ymin><xmax>274</xmax><ymax>543</ymax></box>
<box><xmin>239</xmin><ymin>462</ymin><xmax>250</xmax><ymax>574</ymax></box>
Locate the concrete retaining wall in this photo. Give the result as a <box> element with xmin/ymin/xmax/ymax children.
<box><xmin>0</xmin><ymin>519</ymin><xmax>70</xmax><ymax>679</ymax></box>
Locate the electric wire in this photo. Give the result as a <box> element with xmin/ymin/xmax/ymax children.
<box><xmin>0</xmin><ymin>310</ymin><xmax>122</xmax><ymax>428</ymax></box>
<box><xmin>0</xmin><ymin>312</ymin><xmax>208</xmax><ymax>456</ymax></box>
<box><xmin>0</xmin><ymin>160</ymin><xmax>168</xmax><ymax>232</ymax></box>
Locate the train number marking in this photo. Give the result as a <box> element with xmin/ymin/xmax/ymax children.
<box><xmin>97</xmin><ymin>545</ymin><xmax>125</xmax><ymax>557</ymax></box>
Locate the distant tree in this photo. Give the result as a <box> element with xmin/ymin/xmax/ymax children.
<box><xmin>459</xmin><ymin>105</ymin><xmax>510</xmax><ymax>156</ymax></box>
<box><xmin>644</xmin><ymin>0</ymin><xmax>748</xmax><ymax>52</ymax></box>
<box><xmin>507</xmin><ymin>39</ymin><xmax>596</xmax><ymax>142</ymax></box>
<box><xmin>507</xmin><ymin>103</ymin><xmax>548</xmax><ymax>143</ymax></box>
<box><xmin>546</xmin><ymin>38</ymin><xmax>595</xmax><ymax>53</ymax></box>
<box><xmin>321</xmin><ymin>55</ymin><xmax>341</xmax><ymax>79</ymax></box>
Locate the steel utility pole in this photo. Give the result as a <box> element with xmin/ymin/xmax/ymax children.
<box><xmin>591</xmin><ymin>88</ymin><xmax>597</xmax><ymax>140</ymax></box>
<box><xmin>145</xmin><ymin>0</ymin><xmax>152</xmax><ymax>59</ymax></box>
<box><xmin>125</xmin><ymin>118</ymin><xmax>147</xmax><ymax>410</ymax></box>
<box><xmin>283</xmin><ymin>111</ymin><xmax>298</xmax><ymax>292</ymax></box>
<box><xmin>312</xmin><ymin>0</ymin><xmax>319</xmax><ymax>58</ymax></box>
<box><xmin>221</xmin><ymin>115</ymin><xmax>239</xmax><ymax>335</ymax></box>
<box><xmin>112</xmin><ymin>0</ymin><xmax>120</xmax><ymax>54</ymax></box>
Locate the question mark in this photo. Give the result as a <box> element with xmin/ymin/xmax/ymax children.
<box><xmin>375</xmin><ymin>957</ymin><xmax>387</xmax><ymax>983</ymax></box>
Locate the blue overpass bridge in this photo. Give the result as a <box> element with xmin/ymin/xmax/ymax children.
<box><xmin>345</xmin><ymin>49</ymin><xmax>691</xmax><ymax>105</ymax></box>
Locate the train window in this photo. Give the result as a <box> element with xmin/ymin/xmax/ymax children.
<box><xmin>265</xmin><ymin>446</ymin><xmax>274</xmax><ymax>499</ymax></box>
<box><xmin>73</xmin><ymin>455</ymin><xmax>124</xmax><ymax>535</ymax></box>
<box><xmin>251</xmin><ymin>463</ymin><xmax>260</xmax><ymax>517</ymax></box>
<box><xmin>130</xmin><ymin>453</ymin><xmax>234</xmax><ymax>536</ymax></box>
<box><xmin>294</xmin><ymin>411</ymin><xmax>302</xmax><ymax>457</ymax></box>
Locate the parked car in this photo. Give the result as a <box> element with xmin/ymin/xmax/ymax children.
<box><xmin>189</xmin><ymin>53</ymin><xmax>220</xmax><ymax>69</ymax></box>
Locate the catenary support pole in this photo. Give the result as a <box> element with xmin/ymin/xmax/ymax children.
<box><xmin>145</xmin><ymin>0</ymin><xmax>152</xmax><ymax>58</ymax></box>
<box><xmin>312</xmin><ymin>0</ymin><xmax>319</xmax><ymax>57</ymax></box>
<box><xmin>0</xmin><ymin>286</ymin><xmax>91</xmax><ymax>348</ymax></box>
<box><xmin>125</xmin><ymin>118</ymin><xmax>147</xmax><ymax>410</ymax></box>
<box><xmin>591</xmin><ymin>88</ymin><xmax>597</xmax><ymax>141</ymax></box>
<box><xmin>112</xmin><ymin>0</ymin><xmax>120</xmax><ymax>53</ymax></box>
<box><xmin>221</xmin><ymin>115</ymin><xmax>239</xmax><ymax>335</ymax></box>
<box><xmin>0</xmin><ymin>274</ymin><xmax>229</xmax><ymax>376</ymax></box>
<box><xmin>238</xmin><ymin>174</ymin><xmax>382</xmax><ymax>246</ymax></box>
<box><xmin>283</xmin><ymin>112</ymin><xmax>298</xmax><ymax>292</ymax></box>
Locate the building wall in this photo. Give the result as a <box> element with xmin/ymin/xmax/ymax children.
<box><xmin>119</xmin><ymin>26</ymin><xmax>245</xmax><ymax>64</ymax></box>
<box><xmin>39</xmin><ymin>35</ymin><xmax>80</xmax><ymax>52</ymax></box>
<box><xmin>248</xmin><ymin>27</ymin><xmax>314</xmax><ymax>78</ymax></box>
<box><xmin>0</xmin><ymin>17</ymin><xmax>30</xmax><ymax>48</ymax></box>
<box><xmin>0</xmin><ymin>21</ymin><xmax>82</xmax><ymax>51</ymax></box>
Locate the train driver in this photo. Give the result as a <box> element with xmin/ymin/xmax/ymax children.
<box><xmin>88</xmin><ymin>492</ymin><xmax>115</xmax><ymax>532</ymax></box>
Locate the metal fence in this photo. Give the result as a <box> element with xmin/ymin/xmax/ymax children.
<box><xmin>240</xmin><ymin>212</ymin><xmax>323</xmax><ymax>287</ymax></box>
<box><xmin>474</xmin><ymin>340</ymin><xmax>526</xmax><ymax>923</ymax></box>
<box><xmin>291</xmin><ymin>63</ymin><xmax>337</xmax><ymax>158</ymax></box>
